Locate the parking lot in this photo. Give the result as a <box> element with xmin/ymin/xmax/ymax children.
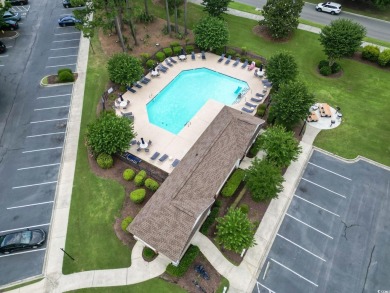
<box><xmin>0</xmin><ymin>1</ymin><xmax>81</xmax><ymax>286</ymax></box>
<box><xmin>254</xmin><ymin>149</ymin><xmax>390</xmax><ymax>293</ymax></box>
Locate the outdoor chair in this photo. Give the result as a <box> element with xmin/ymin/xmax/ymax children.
<box><xmin>241</xmin><ymin>59</ymin><xmax>248</xmax><ymax>69</ymax></box>
<box><xmin>145</xmin><ymin>148</ymin><xmax>150</xmax><ymax>152</ymax></box>
<box><xmin>150</xmin><ymin>152</ymin><xmax>160</xmax><ymax>160</ymax></box>
<box><xmin>169</xmin><ymin>57</ymin><xmax>177</xmax><ymax>64</ymax></box>
<box><xmin>130</xmin><ymin>139</ymin><xmax>137</xmax><ymax>145</ymax></box>
<box><xmin>171</xmin><ymin>159</ymin><xmax>180</xmax><ymax>168</ymax></box>
<box><xmin>165</xmin><ymin>59</ymin><xmax>173</xmax><ymax>67</ymax></box>
<box><xmin>136</xmin><ymin>147</ymin><xmax>141</xmax><ymax>152</ymax></box>
<box><xmin>201</xmin><ymin>51</ymin><xmax>206</xmax><ymax>60</ymax></box>
<box><xmin>217</xmin><ymin>53</ymin><xmax>225</xmax><ymax>63</ymax></box>
<box><xmin>137</xmin><ymin>141</ymin><xmax>141</xmax><ymax>146</ymax></box>
<box><xmin>160</xmin><ymin>64</ymin><xmax>169</xmax><ymax>71</ymax></box>
<box><xmin>225</xmin><ymin>55</ymin><xmax>232</xmax><ymax>65</ymax></box>
<box><xmin>191</xmin><ymin>51</ymin><xmax>195</xmax><ymax>60</ymax></box>
<box><xmin>251</xmin><ymin>97</ymin><xmax>262</xmax><ymax>103</ymax></box>
<box><xmin>142</xmin><ymin>75</ymin><xmax>151</xmax><ymax>82</ymax></box>
<box><xmin>242</xmin><ymin>107</ymin><xmax>254</xmax><ymax>113</ymax></box>
<box><xmin>148</xmin><ymin>140</ymin><xmax>152</xmax><ymax>145</ymax></box>
<box><xmin>256</xmin><ymin>93</ymin><xmax>265</xmax><ymax>98</ymax></box>
<box><xmin>157</xmin><ymin>65</ymin><xmax>167</xmax><ymax>73</ymax></box>
<box><xmin>245</xmin><ymin>102</ymin><xmax>257</xmax><ymax>108</ymax></box>
<box><xmin>159</xmin><ymin>154</ymin><xmax>168</xmax><ymax>162</ymax></box>
<box><xmin>133</xmin><ymin>82</ymin><xmax>142</xmax><ymax>88</ymax></box>
<box><xmin>126</xmin><ymin>86</ymin><xmax>136</xmax><ymax>93</ymax></box>
<box><xmin>233</xmin><ymin>58</ymin><xmax>240</xmax><ymax>67</ymax></box>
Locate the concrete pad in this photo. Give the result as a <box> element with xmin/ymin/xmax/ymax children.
<box><xmin>59</xmin><ymin>271</ymin><xmax>95</xmax><ymax>292</ymax></box>
<box><xmin>92</xmin><ymin>269</ymin><xmax>128</xmax><ymax>287</ymax></box>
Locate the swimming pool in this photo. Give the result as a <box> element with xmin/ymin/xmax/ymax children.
<box><xmin>146</xmin><ymin>68</ymin><xmax>249</xmax><ymax>134</ymax></box>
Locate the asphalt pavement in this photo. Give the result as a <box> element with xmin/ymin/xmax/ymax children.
<box><xmin>0</xmin><ymin>0</ymin><xmax>81</xmax><ymax>286</ymax></box>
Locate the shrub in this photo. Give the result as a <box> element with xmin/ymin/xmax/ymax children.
<box><xmin>256</xmin><ymin>103</ymin><xmax>267</xmax><ymax>117</ymax></box>
<box><xmin>118</xmin><ymin>85</ymin><xmax>126</xmax><ymax>93</ymax></box>
<box><xmin>58</xmin><ymin>71</ymin><xmax>74</xmax><ymax>82</ymax></box>
<box><xmin>378</xmin><ymin>49</ymin><xmax>390</xmax><ymax>66</ymax></box>
<box><xmin>155</xmin><ymin>51</ymin><xmax>166</xmax><ymax>62</ymax></box>
<box><xmin>140</xmin><ymin>53</ymin><xmax>150</xmax><ymax>63</ymax></box>
<box><xmin>130</xmin><ymin>188</ymin><xmax>146</xmax><ymax>204</ymax></box>
<box><xmin>146</xmin><ymin>59</ymin><xmax>156</xmax><ymax>69</ymax></box>
<box><xmin>142</xmin><ymin>247</ymin><xmax>157</xmax><ymax>261</ymax></box>
<box><xmin>173</xmin><ymin>46</ymin><xmax>182</xmax><ymax>55</ymax></box>
<box><xmin>186</xmin><ymin>45</ymin><xmax>194</xmax><ymax>53</ymax></box>
<box><xmin>121</xmin><ymin>216</ymin><xmax>133</xmax><ymax>232</ymax></box>
<box><xmin>123</xmin><ymin>169</ymin><xmax>136</xmax><ymax>181</ymax></box>
<box><xmin>214</xmin><ymin>47</ymin><xmax>224</xmax><ymax>55</ymax></box>
<box><xmin>163</xmin><ymin>47</ymin><xmax>173</xmax><ymax>57</ymax></box>
<box><xmin>239</xmin><ymin>204</ymin><xmax>249</xmax><ymax>214</ymax></box>
<box><xmin>166</xmin><ymin>245</ymin><xmax>200</xmax><ymax>277</ymax></box>
<box><xmin>362</xmin><ymin>45</ymin><xmax>380</xmax><ymax>62</ymax></box>
<box><xmin>253</xmin><ymin>59</ymin><xmax>262</xmax><ymax>68</ymax></box>
<box><xmin>57</xmin><ymin>68</ymin><xmax>72</xmax><ymax>75</ymax></box>
<box><xmin>170</xmin><ymin>41</ymin><xmax>180</xmax><ymax>48</ymax></box>
<box><xmin>331</xmin><ymin>62</ymin><xmax>342</xmax><ymax>73</ymax></box>
<box><xmin>134</xmin><ymin>170</ymin><xmax>147</xmax><ymax>187</ymax></box>
<box><xmin>221</xmin><ymin>169</ymin><xmax>245</xmax><ymax>197</ymax></box>
<box><xmin>241</xmin><ymin>47</ymin><xmax>247</xmax><ymax>55</ymax></box>
<box><xmin>267</xmin><ymin>107</ymin><xmax>277</xmax><ymax>124</ymax></box>
<box><xmin>318</xmin><ymin>59</ymin><xmax>329</xmax><ymax>69</ymax></box>
<box><xmin>145</xmin><ymin>178</ymin><xmax>159</xmax><ymax>191</ymax></box>
<box><xmin>319</xmin><ymin>65</ymin><xmax>332</xmax><ymax>76</ymax></box>
<box><xmin>226</xmin><ymin>49</ymin><xmax>236</xmax><ymax>57</ymax></box>
<box><xmin>249</xmin><ymin>136</ymin><xmax>263</xmax><ymax>157</ymax></box>
<box><xmin>96</xmin><ymin>153</ymin><xmax>113</xmax><ymax>169</ymax></box>
<box><xmin>200</xmin><ymin>201</ymin><xmax>221</xmax><ymax>234</ymax></box>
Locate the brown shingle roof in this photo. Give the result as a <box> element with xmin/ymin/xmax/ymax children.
<box><xmin>128</xmin><ymin>106</ymin><xmax>264</xmax><ymax>262</ymax></box>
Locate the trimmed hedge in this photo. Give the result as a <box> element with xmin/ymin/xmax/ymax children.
<box><xmin>121</xmin><ymin>216</ymin><xmax>133</xmax><ymax>232</ymax></box>
<box><xmin>130</xmin><ymin>188</ymin><xmax>146</xmax><ymax>204</ymax></box>
<box><xmin>185</xmin><ymin>45</ymin><xmax>194</xmax><ymax>53</ymax></box>
<box><xmin>166</xmin><ymin>245</ymin><xmax>200</xmax><ymax>277</ymax></box>
<box><xmin>378</xmin><ymin>49</ymin><xmax>390</xmax><ymax>66</ymax></box>
<box><xmin>58</xmin><ymin>71</ymin><xmax>74</xmax><ymax>82</ymax></box>
<box><xmin>57</xmin><ymin>68</ymin><xmax>72</xmax><ymax>75</ymax></box>
<box><xmin>145</xmin><ymin>178</ymin><xmax>159</xmax><ymax>191</ymax></box>
<box><xmin>123</xmin><ymin>169</ymin><xmax>136</xmax><ymax>181</ymax></box>
<box><xmin>239</xmin><ymin>204</ymin><xmax>249</xmax><ymax>214</ymax></box>
<box><xmin>134</xmin><ymin>170</ymin><xmax>147</xmax><ymax>187</ymax></box>
<box><xmin>249</xmin><ymin>136</ymin><xmax>263</xmax><ymax>157</ymax></box>
<box><xmin>139</xmin><ymin>53</ymin><xmax>150</xmax><ymax>63</ymax></box>
<box><xmin>221</xmin><ymin>169</ymin><xmax>245</xmax><ymax>197</ymax></box>
<box><xmin>163</xmin><ymin>47</ymin><xmax>173</xmax><ymax>57</ymax></box>
<box><xmin>173</xmin><ymin>46</ymin><xmax>182</xmax><ymax>55</ymax></box>
<box><xmin>200</xmin><ymin>200</ymin><xmax>221</xmax><ymax>234</ymax></box>
<box><xmin>96</xmin><ymin>153</ymin><xmax>113</xmax><ymax>169</ymax></box>
<box><xmin>318</xmin><ymin>59</ymin><xmax>329</xmax><ymax>69</ymax></box>
<box><xmin>155</xmin><ymin>51</ymin><xmax>166</xmax><ymax>62</ymax></box>
<box><xmin>256</xmin><ymin>104</ymin><xmax>267</xmax><ymax>117</ymax></box>
<box><xmin>146</xmin><ymin>59</ymin><xmax>156</xmax><ymax>69</ymax></box>
<box><xmin>319</xmin><ymin>65</ymin><xmax>332</xmax><ymax>76</ymax></box>
<box><xmin>331</xmin><ymin>62</ymin><xmax>342</xmax><ymax>74</ymax></box>
<box><xmin>170</xmin><ymin>41</ymin><xmax>180</xmax><ymax>48</ymax></box>
<box><xmin>362</xmin><ymin>45</ymin><xmax>380</xmax><ymax>62</ymax></box>
<box><xmin>142</xmin><ymin>247</ymin><xmax>157</xmax><ymax>261</ymax></box>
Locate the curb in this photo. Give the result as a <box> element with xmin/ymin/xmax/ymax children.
<box><xmin>40</xmin><ymin>75</ymin><xmax>76</xmax><ymax>87</ymax></box>
<box><xmin>0</xmin><ymin>31</ymin><xmax>20</xmax><ymax>40</ymax></box>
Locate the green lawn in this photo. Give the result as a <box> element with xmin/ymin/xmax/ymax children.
<box><xmin>68</xmin><ymin>278</ymin><xmax>186</xmax><ymax>293</ymax></box>
<box><xmin>228</xmin><ymin>2</ymin><xmax>262</xmax><ymax>15</ymax></box>
<box><xmin>62</xmin><ymin>36</ymin><xmax>131</xmax><ymax>274</ymax></box>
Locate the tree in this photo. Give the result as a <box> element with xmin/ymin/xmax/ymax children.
<box><xmin>259</xmin><ymin>0</ymin><xmax>304</xmax><ymax>39</ymax></box>
<box><xmin>319</xmin><ymin>19</ymin><xmax>366</xmax><ymax>66</ymax></box>
<box><xmin>266</xmin><ymin>51</ymin><xmax>298</xmax><ymax>89</ymax></box>
<box><xmin>215</xmin><ymin>208</ymin><xmax>256</xmax><ymax>253</ymax></box>
<box><xmin>165</xmin><ymin>0</ymin><xmax>171</xmax><ymax>34</ymax></box>
<box><xmin>201</xmin><ymin>0</ymin><xmax>232</xmax><ymax>17</ymax></box>
<box><xmin>194</xmin><ymin>16</ymin><xmax>229</xmax><ymax>51</ymax></box>
<box><xmin>271</xmin><ymin>80</ymin><xmax>314</xmax><ymax>128</ymax></box>
<box><xmin>260</xmin><ymin>125</ymin><xmax>302</xmax><ymax>168</ymax></box>
<box><xmin>245</xmin><ymin>159</ymin><xmax>284</xmax><ymax>202</ymax></box>
<box><xmin>86</xmin><ymin>112</ymin><xmax>135</xmax><ymax>155</ymax></box>
<box><xmin>107</xmin><ymin>53</ymin><xmax>143</xmax><ymax>86</ymax></box>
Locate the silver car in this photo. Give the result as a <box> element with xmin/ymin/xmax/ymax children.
<box><xmin>316</xmin><ymin>2</ymin><xmax>342</xmax><ymax>15</ymax></box>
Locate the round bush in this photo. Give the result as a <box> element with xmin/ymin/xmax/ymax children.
<box><xmin>57</xmin><ymin>68</ymin><xmax>72</xmax><ymax>75</ymax></box>
<box><xmin>96</xmin><ymin>153</ymin><xmax>113</xmax><ymax>169</ymax></box>
<box><xmin>319</xmin><ymin>65</ymin><xmax>332</xmax><ymax>76</ymax></box>
<box><xmin>362</xmin><ymin>45</ymin><xmax>380</xmax><ymax>62</ymax></box>
<box><xmin>145</xmin><ymin>178</ymin><xmax>159</xmax><ymax>191</ymax></box>
<box><xmin>331</xmin><ymin>62</ymin><xmax>342</xmax><ymax>74</ymax></box>
<box><xmin>123</xmin><ymin>169</ymin><xmax>136</xmax><ymax>181</ymax></box>
<box><xmin>140</xmin><ymin>53</ymin><xmax>150</xmax><ymax>63</ymax></box>
<box><xmin>130</xmin><ymin>188</ymin><xmax>146</xmax><ymax>204</ymax></box>
<box><xmin>378</xmin><ymin>49</ymin><xmax>390</xmax><ymax>67</ymax></box>
<box><xmin>134</xmin><ymin>170</ymin><xmax>147</xmax><ymax>187</ymax></box>
<box><xmin>143</xmin><ymin>247</ymin><xmax>157</xmax><ymax>261</ymax></box>
<box><xmin>155</xmin><ymin>51</ymin><xmax>166</xmax><ymax>62</ymax></box>
<box><xmin>173</xmin><ymin>46</ymin><xmax>182</xmax><ymax>55</ymax></box>
<box><xmin>239</xmin><ymin>204</ymin><xmax>249</xmax><ymax>214</ymax></box>
<box><xmin>58</xmin><ymin>71</ymin><xmax>74</xmax><ymax>83</ymax></box>
<box><xmin>256</xmin><ymin>104</ymin><xmax>267</xmax><ymax>117</ymax></box>
<box><xmin>318</xmin><ymin>60</ymin><xmax>329</xmax><ymax>70</ymax></box>
<box><xmin>146</xmin><ymin>59</ymin><xmax>156</xmax><ymax>69</ymax></box>
<box><xmin>121</xmin><ymin>216</ymin><xmax>133</xmax><ymax>232</ymax></box>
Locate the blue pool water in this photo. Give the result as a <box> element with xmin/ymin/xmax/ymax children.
<box><xmin>146</xmin><ymin>68</ymin><xmax>248</xmax><ymax>134</ymax></box>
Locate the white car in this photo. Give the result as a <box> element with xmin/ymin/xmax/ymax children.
<box><xmin>316</xmin><ymin>2</ymin><xmax>342</xmax><ymax>15</ymax></box>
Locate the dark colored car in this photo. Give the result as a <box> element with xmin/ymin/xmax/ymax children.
<box><xmin>62</xmin><ymin>0</ymin><xmax>85</xmax><ymax>8</ymax></box>
<box><xmin>0</xmin><ymin>229</ymin><xmax>46</xmax><ymax>254</ymax></box>
<box><xmin>6</xmin><ymin>0</ymin><xmax>29</xmax><ymax>5</ymax></box>
<box><xmin>3</xmin><ymin>11</ymin><xmax>22</xmax><ymax>22</ymax></box>
<box><xmin>0</xmin><ymin>19</ymin><xmax>19</xmax><ymax>31</ymax></box>
<box><xmin>58</xmin><ymin>15</ymin><xmax>81</xmax><ymax>27</ymax></box>
<box><xmin>0</xmin><ymin>41</ymin><xmax>6</xmax><ymax>54</ymax></box>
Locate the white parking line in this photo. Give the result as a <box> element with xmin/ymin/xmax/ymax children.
<box><xmin>54</xmin><ymin>32</ymin><xmax>80</xmax><ymax>35</ymax></box>
<box><xmin>30</xmin><ymin>118</ymin><xmax>67</xmax><ymax>124</ymax></box>
<box><xmin>257</xmin><ymin>282</ymin><xmax>276</xmax><ymax>293</ymax></box>
<box><xmin>308</xmin><ymin>162</ymin><xmax>352</xmax><ymax>181</ymax></box>
<box><xmin>50</xmin><ymin>46</ymin><xmax>79</xmax><ymax>50</ymax></box>
<box><xmin>53</xmin><ymin>39</ymin><xmax>80</xmax><ymax>43</ymax></box>
<box><xmin>45</xmin><ymin>63</ymin><xmax>76</xmax><ymax>68</ymax></box>
<box><xmin>22</xmin><ymin>146</ymin><xmax>63</xmax><ymax>153</ymax></box>
<box><xmin>294</xmin><ymin>194</ymin><xmax>340</xmax><ymax>217</ymax></box>
<box><xmin>49</xmin><ymin>55</ymin><xmax>78</xmax><ymax>59</ymax></box>
<box><xmin>286</xmin><ymin>213</ymin><xmax>333</xmax><ymax>239</ymax></box>
<box><xmin>12</xmin><ymin>181</ymin><xmax>58</xmax><ymax>189</ymax></box>
<box><xmin>301</xmin><ymin>178</ymin><xmax>346</xmax><ymax>199</ymax></box>
<box><xmin>0</xmin><ymin>55</ymin><xmax>8</xmax><ymax>57</ymax></box>
<box><xmin>0</xmin><ymin>223</ymin><xmax>50</xmax><ymax>234</ymax></box>
<box><xmin>7</xmin><ymin>201</ymin><xmax>54</xmax><ymax>210</ymax></box>
<box><xmin>0</xmin><ymin>248</ymin><xmax>46</xmax><ymax>258</ymax></box>
<box><xmin>27</xmin><ymin>132</ymin><xmax>65</xmax><ymax>138</ymax></box>
<box><xmin>277</xmin><ymin>233</ymin><xmax>326</xmax><ymax>262</ymax></box>
<box><xmin>0</xmin><ymin>65</ymin><xmax>4</xmax><ymax>67</ymax></box>
<box><xmin>17</xmin><ymin>163</ymin><xmax>60</xmax><ymax>170</ymax></box>
<box><xmin>270</xmin><ymin>258</ymin><xmax>318</xmax><ymax>287</ymax></box>
<box><xmin>37</xmin><ymin>94</ymin><xmax>71</xmax><ymax>99</ymax></box>
<box><xmin>34</xmin><ymin>105</ymin><xmax>69</xmax><ymax>111</ymax></box>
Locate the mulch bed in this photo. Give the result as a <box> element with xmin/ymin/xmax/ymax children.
<box><xmin>47</xmin><ymin>73</ymin><xmax>78</xmax><ymax>84</ymax></box>
<box><xmin>252</xmin><ymin>25</ymin><xmax>295</xmax><ymax>43</ymax></box>
<box><xmin>0</xmin><ymin>31</ymin><xmax>18</xmax><ymax>39</ymax></box>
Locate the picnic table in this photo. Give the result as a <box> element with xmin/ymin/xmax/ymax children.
<box><xmin>320</xmin><ymin>103</ymin><xmax>332</xmax><ymax>117</ymax></box>
<box><xmin>307</xmin><ymin>111</ymin><xmax>319</xmax><ymax>122</ymax></box>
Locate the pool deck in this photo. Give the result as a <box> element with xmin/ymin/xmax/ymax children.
<box><xmin>119</xmin><ymin>52</ymin><xmax>269</xmax><ymax>173</ymax></box>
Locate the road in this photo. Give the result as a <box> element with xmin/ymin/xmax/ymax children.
<box><xmin>0</xmin><ymin>1</ymin><xmax>81</xmax><ymax>286</ymax></box>
<box><xmin>237</xmin><ymin>0</ymin><xmax>390</xmax><ymax>42</ymax></box>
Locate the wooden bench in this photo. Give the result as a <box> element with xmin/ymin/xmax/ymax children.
<box><xmin>307</xmin><ymin>111</ymin><xmax>319</xmax><ymax>122</ymax></box>
<box><xmin>320</xmin><ymin>103</ymin><xmax>332</xmax><ymax>117</ymax></box>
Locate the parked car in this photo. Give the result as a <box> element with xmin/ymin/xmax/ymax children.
<box><xmin>0</xmin><ymin>229</ymin><xmax>46</xmax><ymax>254</ymax></box>
<box><xmin>0</xmin><ymin>41</ymin><xmax>6</xmax><ymax>54</ymax></box>
<box><xmin>0</xmin><ymin>19</ymin><xmax>19</xmax><ymax>31</ymax></box>
<box><xmin>58</xmin><ymin>15</ymin><xmax>81</xmax><ymax>27</ymax></box>
<box><xmin>316</xmin><ymin>2</ymin><xmax>342</xmax><ymax>15</ymax></box>
<box><xmin>3</xmin><ymin>11</ymin><xmax>22</xmax><ymax>22</ymax></box>
<box><xmin>6</xmin><ymin>0</ymin><xmax>29</xmax><ymax>5</ymax></box>
<box><xmin>62</xmin><ymin>0</ymin><xmax>85</xmax><ymax>8</ymax></box>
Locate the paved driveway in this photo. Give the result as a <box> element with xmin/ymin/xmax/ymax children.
<box><xmin>253</xmin><ymin>149</ymin><xmax>390</xmax><ymax>293</ymax></box>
